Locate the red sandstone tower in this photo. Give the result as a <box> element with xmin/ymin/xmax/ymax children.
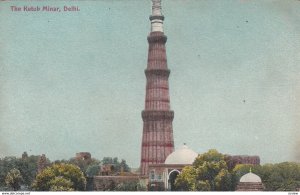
<box><xmin>140</xmin><ymin>0</ymin><xmax>174</xmax><ymax>176</ymax></box>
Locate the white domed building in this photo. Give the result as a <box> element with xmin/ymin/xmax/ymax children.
<box><xmin>236</xmin><ymin>170</ymin><xmax>264</xmax><ymax>191</ymax></box>
<box><xmin>148</xmin><ymin>144</ymin><xmax>198</xmax><ymax>191</ymax></box>
<box><xmin>164</xmin><ymin>144</ymin><xmax>198</xmax><ymax>165</ymax></box>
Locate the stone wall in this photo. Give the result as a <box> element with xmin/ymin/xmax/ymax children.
<box><xmin>92</xmin><ymin>176</ymin><xmax>147</xmax><ymax>191</ymax></box>
<box><xmin>236</xmin><ymin>182</ymin><xmax>264</xmax><ymax>191</ymax></box>
<box><xmin>226</xmin><ymin>155</ymin><xmax>260</xmax><ymax>169</ymax></box>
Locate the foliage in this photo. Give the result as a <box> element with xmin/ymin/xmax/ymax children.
<box><xmin>119</xmin><ymin>159</ymin><xmax>130</xmax><ymax>172</ymax></box>
<box><xmin>49</xmin><ymin>177</ymin><xmax>74</xmax><ymax>191</ymax></box>
<box><xmin>175</xmin><ymin>149</ymin><xmax>234</xmax><ymax>191</ymax></box>
<box><xmin>99</xmin><ymin>179</ymin><xmax>117</xmax><ymax>191</ymax></box>
<box><xmin>0</xmin><ymin>157</ymin><xmax>18</xmax><ymax>187</ymax></box>
<box><xmin>175</xmin><ymin>166</ymin><xmax>197</xmax><ymax>191</ymax></box>
<box><xmin>58</xmin><ymin>157</ymin><xmax>130</xmax><ymax>177</ymax></box>
<box><xmin>32</xmin><ymin>163</ymin><xmax>86</xmax><ymax>191</ymax></box>
<box><xmin>0</xmin><ymin>155</ymin><xmax>40</xmax><ymax>189</ymax></box>
<box><xmin>68</xmin><ymin>158</ymin><xmax>100</xmax><ymax>176</ymax></box>
<box><xmin>18</xmin><ymin>155</ymin><xmax>40</xmax><ymax>187</ymax></box>
<box><xmin>96</xmin><ymin>180</ymin><xmax>146</xmax><ymax>191</ymax></box>
<box><xmin>262</xmin><ymin>162</ymin><xmax>300</xmax><ymax>191</ymax></box>
<box><xmin>5</xmin><ymin>168</ymin><xmax>23</xmax><ymax>191</ymax></box>
<box><xmin>86</xmin><ymin>164</ymin><xmax>100</xmax><ymax>177</ymax></box>
<box><xmin>115</xmin><ymin>181</ymin><xmax>147</xmax><ymax>191</ymax></box>
<box><xmin>101</xmin><ymin>157</ymin><xmax>130</xmax><ymax>173</ymax></box>
<box><xmin>0</xmin><ymin>154</ymin><xmax>131</xmax><ymax>190</ymax></box>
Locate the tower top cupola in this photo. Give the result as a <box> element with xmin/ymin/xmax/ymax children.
<box><xmin>150</xmin><ymin>0</ymin><xmax>164</xmax><ymax>32</ymax></box>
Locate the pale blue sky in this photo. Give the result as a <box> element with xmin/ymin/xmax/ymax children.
<box><xmin>0</xmin><ymin>0</ymin><xmax>300</xmax><ymax>168</ymax></box>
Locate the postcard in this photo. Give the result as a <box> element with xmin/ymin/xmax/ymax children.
<box><xmin>0</xmin><ymin>0</ymin><xmax>299</xmax><ymax>192</ymax></box>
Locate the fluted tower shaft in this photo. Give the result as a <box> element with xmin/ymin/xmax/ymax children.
<box><xmin>140</xmin><ymin>0</ymin><xmax>174</xmax><ymax>176</ymax></box>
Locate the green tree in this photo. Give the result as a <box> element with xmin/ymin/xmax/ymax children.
<box><xmin>175</xmin><ymin>166</ymin><xmax>197</xmax><ymax>191</ymax></box>
<box><xmin>0</xmin><ymin>157</ymin><xmax>19</xmax><ymax>187</ymax></box>
<box><xmin>0</xmin><ymin>155</ymin><xmax>41</xmax><ymax>189</ymax></box>
<box><xmin>99</xmin><ymin>179</ymin><xmax>116</xmax><ymax>191</ymax></box>
<box><xmin>5</xmin><ymin>168</ymin><xmax>23</xmax><ymax>191</ymax></box>
<box><xmin>101</xmin><ymin>157</ymin><xmax>130</xmax><ymax>173</ymax></box>
<box><xmin>17</xmin><ymin>155</ymin><xmax>40</xmax><ymax>188</ymax></box>
<box><xmin>120</xmin><ymin>159</ymin><xmax>130</xmax><ymax>172</ymax></box>
<box><xmin>262</xmin><ymin>162</ymin><xmax>300</xmax><ymax>191</ymax></box>
<box><xmin>49</xmin><ymin>177</ymin><xmax>74</xmax><ymax>191</ymax></box>
<box><xmin>32</xmin><ymin>163</ymin><xmax>86</xmax><ymax>191</ymax></box>
<box><xmin>115</xmin><ymin>181</ymin><xmax>146</xmax><ymax>191</ymax></box>
<box><xmin>86</xmin><ymin>164</ymin><xmax>100</xmax><ymax>177</ymax></box>
<box><xmin>68</xmin><ymin>158</ymin><xmax>100</xmax><ymax>176</ymax></box>
<box><xmin>175</xmin><ymin>149</ymin><xmax>234</xmax><ymax>191</ymax></box>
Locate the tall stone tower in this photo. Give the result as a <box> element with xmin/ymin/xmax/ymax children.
<box><xmin>140</xmin><ymin>0</ymin><xmax>174</xmax><ymax>176</ymax></box>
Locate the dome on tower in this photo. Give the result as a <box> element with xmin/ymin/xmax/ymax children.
<box><xmin>164</xmin><ymin>144</ymin><xmax>198</xmax><ymax>165</ymax></box>
<box><xmin>240</xmin><ymin>172</ymin><xmax>262</xmax><ymax>183</ymax></box>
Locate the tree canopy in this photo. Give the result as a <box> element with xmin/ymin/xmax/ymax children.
<box><xmin>115</xmin><ymin>181</ymin><xmax>146</xmax><ymax>191</ymax></box>
<box><xmin>0</xmin><ymin>155</ymin><xmax>42</xmax><ymax>189</ymax></box>
<box><xmin>5</xmin><ymin>168</ymin><xmax>23</xmax><ymax>191</ymax></box>
<box><xmin>101</xmin><ymin>157</ymin><xmax>130</xmax><ymax>173</ymax></box>
<box><xmin>32</xmin><ymin>163</ymin><xmax>86</xmax><ymax>191</ymax></box>
<box><xmin>86</xmin><ymin>164</ymin><xmax>100</xmax><ymax>177</ymax></box>
<box><xmin>175</xmin><ymin>149</ymin><xmax>234</xmax><ymax>191</ymax></box>
<box><xmin>0</xmin><ymin>153</ymin><xmax>133</xmax><ymax>190</ymax></box>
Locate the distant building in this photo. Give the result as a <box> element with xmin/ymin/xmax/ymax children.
<box><xmin>37</xmin><ymin>154</ymin><xmax>48</xmax><ymax>173</ymax></box>
<box><xmin>226</xmin><ymin>155</ymin><xmax>260</xmax><ymax>169</ymax></box>
<box><xmin>21</xmin><ymin>152</ymin><xmax>28</xmax><ymax>160</ymax></box>
<box><xmin>148</xmin><ymin>144</ymin><xmax>198</xmax><ymax>191</ymax></box>
<box><xmin>90</xmin><ymin>144</ymin><xmax>198</xmax><ymax>191</ymax></box>
<box><xmin>100</xmin><ymin>164</ymin><xmax>115</xmax><ymax>176</ymax></box>
<box><xmin>76</xmin><ymin>152</ymin><xmax>91</xmax><ymax>161</ymax></box>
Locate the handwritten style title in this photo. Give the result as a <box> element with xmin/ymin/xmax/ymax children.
<box><xmin>10</xmin><ymin>6</ymin><xmax>80</xmax><ymax>12</ymax></box>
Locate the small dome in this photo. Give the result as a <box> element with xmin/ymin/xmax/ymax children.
<box><xmin>240</xmin><ymin>172</ymin><xmax>262</xmax><ymax>183</ymax></box>
<box><xmin>164</xmin><ymin>144</ymin><xmax>198</xmax><ymax>165</ymax></box>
